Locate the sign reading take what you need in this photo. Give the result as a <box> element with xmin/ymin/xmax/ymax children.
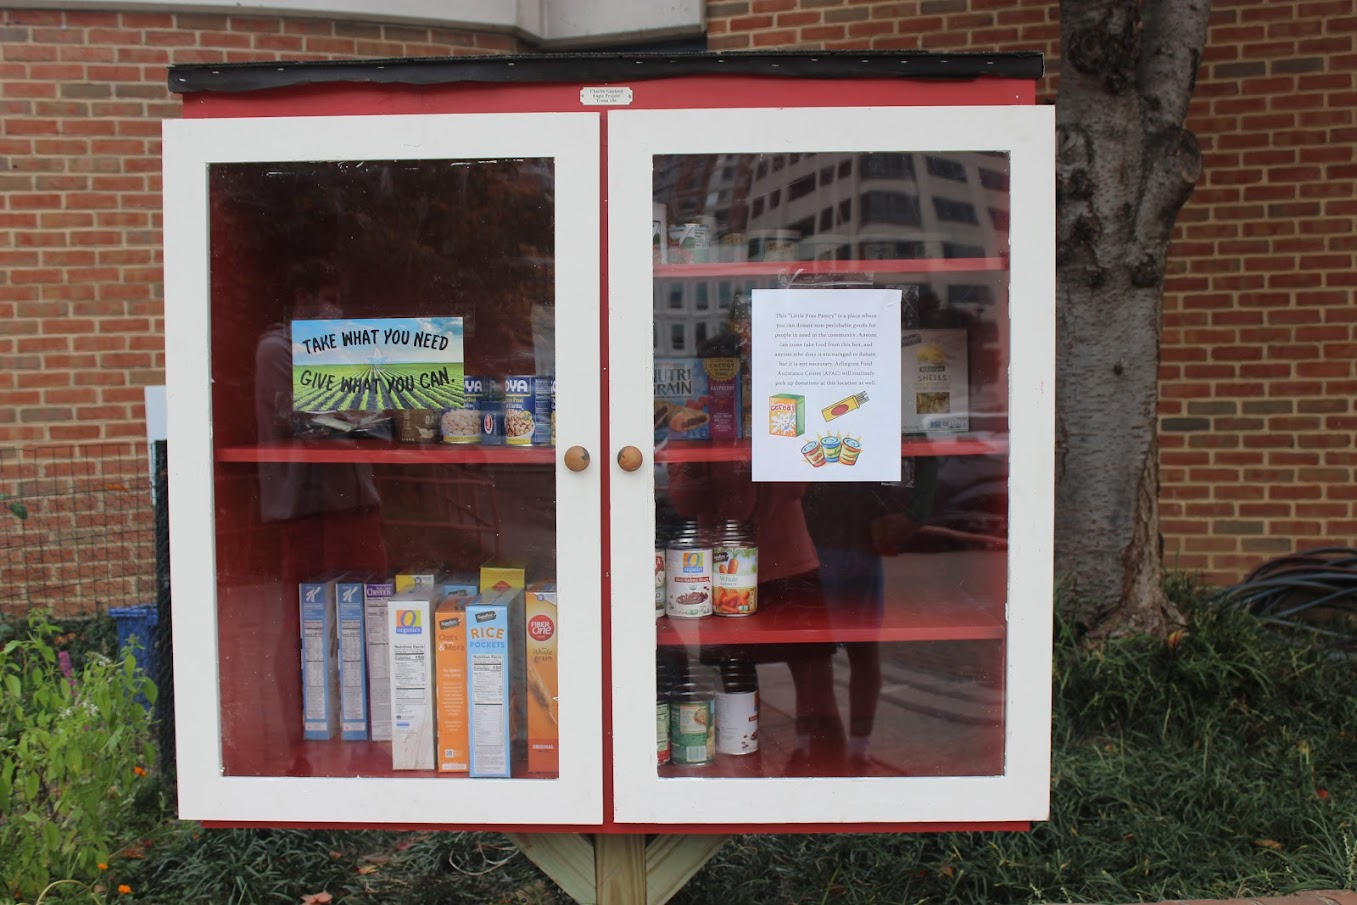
<box><xmin>291</xmin><ymin>316</ymin><xmax>465</xmax><ymax>412</ymax></box>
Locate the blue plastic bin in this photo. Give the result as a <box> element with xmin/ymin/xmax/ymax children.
<box><xmin>108</xmin><ymin>604</ymin><xmax>159</xmax><ymax>708</ymax></box>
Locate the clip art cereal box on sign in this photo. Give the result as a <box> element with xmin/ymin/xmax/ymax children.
<box><xmin>902</xmin><ymin>329</ymin><xmax>970</xmax><ymax>434</ymax></box>
<box><xmin>654</xmin><ymin>357</ymin><xmax>742</xmax><ymax>442</ymax></box>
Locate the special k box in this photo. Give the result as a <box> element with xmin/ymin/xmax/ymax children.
<box><xmin>386</xmin><ymin>590</ymin><xmax>436</xmax><ymax>771</ymax></box>
<box><xmin>479</xmin><ymin>562</ymin><xmax>526</xmax><ymax>594</ymax></box>
<box><xmin>466</xmin><ymin>587</ymin><xmax>525</xmax><ymax>778</ymax></box>
<box><xmin>434</xmin><ymin>598</ymin><xmax>469</xmax><ymax>773</ymax></box>
<box><xmin>334</xmin><ymin>577</ymin><xmax>369</xmax><ymax>740</ymax></box>
<box><xmin>524</xmin><ymin>581</ymin><xmax>559</xmax><ymax>776</ymax></box>
<box><xmin>299</xmin><ymin>572</ymin><xmax>343</xmax><ymax>741</ymax></box>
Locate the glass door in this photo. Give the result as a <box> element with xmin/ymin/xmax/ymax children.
<box><xmin>609</xmin><ymin>105</ymin><xmax>1054</xmax><ymax>825</ymax></box>
<box><xmin>164</xmin><ymin>112</ymin><xmax>603</xmax><ymax>826</ymax></box>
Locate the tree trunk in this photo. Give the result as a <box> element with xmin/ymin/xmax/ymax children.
<box><xmin>1054</xmin><ymin>0</ymin><xmax>1211</xmax><ymax>637</ymax></box>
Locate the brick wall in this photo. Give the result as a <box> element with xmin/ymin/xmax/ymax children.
<box><xmin>711</xmin><ymin>0</ymin><xmax>1357</xmax><ymax>584</ymax></box>
<box><xmin>1</xmin><ymin>2</ymin><xmax>1353</xmax><ymax>588</ymax></box>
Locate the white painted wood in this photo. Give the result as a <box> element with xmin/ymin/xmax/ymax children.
<box><xmin>164</xmin><ymin>111</ymin><xmax>603</xmax><ymax>826</ymax></box>
<box><xmin>607</xmin><ymin>105</ymin><xmax>1055</xmax><ymax>825</ymax></box>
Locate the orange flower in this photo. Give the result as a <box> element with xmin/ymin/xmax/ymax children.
<box><xmin>98</xmin><ymin>863</ymin><xmax>109</xmax><ymax>871</ymax></box>
<box><xmin>118</xmin><ymin>884</ymin><xmax>132</xmax><ymax>894</ymax></box>
<box><xmin>133</xmin><ymin>766</ymin><xmax>148</xmax><ymax>777</ymax></box>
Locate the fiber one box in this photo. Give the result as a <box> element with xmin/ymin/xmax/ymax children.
<box><xmin>524</xmin><ymin>581</ymin><xmax>559</xmax><ymax>776</ymax></box>
<box><xmin>334</xmin><ymin>577</ymin><xmax>369</xmax><ymax>740</ymax></box>
<box><xmin>363</xmin><ymin>578</ymin><xmax>395</xmax><ymax>741</ymax></box>
<box><xmin>434</xmin><ymin>597</ymin><xmax>470</xmax><ymax>773</ymax></box>
<box><xmin>653</xmin><ymin>357</ymin><xmax>742</xmax><ymax>442</ymax></box>
<box><xmin>299</xmin><ymin>572</ymin><xmax>343</xmax><ymax>741</ymax></box>
<box><xmin>902</xmin><ymin>329</ymin><xmax>970</xmax><ymax>434</ymax></box>
<box><xmin>479</xmin><ymin>562</ymin><xmax>526</xmax><ymax>594</ymax></box>
<box><xmin>387</xmin><ymin>590</ymin><xmax>437</xmax><ymax>771</ymax></box>
<box><xmin>466</xmin><ymin>587</ymin><xmax>526</xmax><ymax>778</ymax></box>
<box><xmin>396</xmin><ymin>564</ymin><xmax>444</xmax><ymax>594</ymax></box>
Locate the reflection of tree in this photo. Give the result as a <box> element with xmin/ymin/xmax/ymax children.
<box><xmin>210</xmin><ymin>159</ymin><xmax>555</xmax><ymax>375</ymax></box>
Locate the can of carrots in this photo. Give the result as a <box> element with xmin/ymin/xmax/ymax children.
<box><xmin>712</xmin><ymin>520</ymin><xmax>758</xmax><ymax>617</ymax></box>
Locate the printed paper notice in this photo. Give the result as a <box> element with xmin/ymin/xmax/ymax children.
<box><xmin>751</xmin><ymin>288</ymin><xmax>901</xmax><ymax>482</ymax></box>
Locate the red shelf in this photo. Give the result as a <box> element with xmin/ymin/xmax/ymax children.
<box><xmin>216</xmin><ymin>439</ymin><xmax>555</xmax><ymax>465</ymax></box>
<box><xmin>655</xmin><ymin>436</ymin><xmax>1007</xmax><ymax>463</ymax></box>
<box><xmin>656</xmin><ymin>551</ymin><xmax>1006</xmax><ymax>645</ymax></box>
<box><xmin>653</xmin><ymin>257</ymin><xmax>1008</xmax><ymax>278</ymax></box>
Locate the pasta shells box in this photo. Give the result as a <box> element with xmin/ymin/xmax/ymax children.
<box><xmin>654</xmin><ymin>357</ymin><xmax>741</xmax><ymax>442</ymax></box>
<box><xmin>902</xmin><ymin>329</ymin><xmax>969</xmax><ymax>434</ymax></box>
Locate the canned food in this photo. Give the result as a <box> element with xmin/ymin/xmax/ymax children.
<box><xmin>479</xmin><ymin>401</ymin><xmax>505</xmax><ymax>446</ymax></box>
<box><xmin>504</xmin><ymin>375</ymin><xmax>553</xmax><ymax>448</ymax></box>
<box><xmin>665</xmin><ymin>522</ymin><xmax>712</xmax><ymax>618</ymax></box>
<box><xmin>712</xmin><ymin>520</ymin><xmax>758</xmax><ymax>617</ymax></box>
<box><xmin>716</xmin><ymin>656</ymin><xmax>759</xmax><ymax>755</ymax></box>
<box><xmin>669</xmin><ymin>683</ymin><xmax>715</xmax><ymax>767</ymax></box>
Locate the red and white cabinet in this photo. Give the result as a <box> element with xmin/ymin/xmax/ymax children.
<box><xmin>163</xmin><ymin>53</ymin><xmax>1055</xmax><ymax>832</ymax></box>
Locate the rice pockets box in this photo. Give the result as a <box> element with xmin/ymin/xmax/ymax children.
<box><xmin>902</xmin><ymin>329</ymin><xmax>970</xmax><ymax>434</ymax></box>
<box><xmin>654</xmin><ymin>357</ymin><xmax>741</xmax><ymax>442</ymax></box>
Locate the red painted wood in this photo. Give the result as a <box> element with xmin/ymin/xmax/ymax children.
<box><xmin>653</xmin><ymin>257</ymin><xmax>1009</xmax><ymax>279</ymax></box>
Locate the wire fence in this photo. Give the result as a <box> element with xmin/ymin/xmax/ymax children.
<box><xmin>0</xmin><ymin>442</ymin><xmax>158</xmax><ymax>618</ymax></box>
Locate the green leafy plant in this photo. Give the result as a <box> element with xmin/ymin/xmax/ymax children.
<box><xmin>0</xmin><ymin>610</ymin><xmax>158</xmax><ymax>902</ymax></box>
<box><xmin>1</xmin><ymin>491</ymin><xmax>27</xmax><ymax>522</ymax></box>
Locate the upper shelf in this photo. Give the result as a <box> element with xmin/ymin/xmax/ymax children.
<box><xmin>652</xmin><ymin>257</ymin><xmax>1008</xmax><ymax>279</ymax></box>
<box><xmin>217</xmin><ymin>437</ymin><xmax>1008</xmax><ymax>465</ymax></box>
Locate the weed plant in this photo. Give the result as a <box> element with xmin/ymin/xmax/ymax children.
<box><xmin>92</xmin><ymin>578</ymin><xmax>1357</xmax><ymax>903</ymax></box>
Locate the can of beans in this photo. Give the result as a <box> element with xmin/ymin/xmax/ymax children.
<box><xmin>503</xmin><ymin>375</ymin><xmax>539</xmax><ymax>447</ymax></box>
<box><xmin>669</xmin><ymin>680</ymin><xmax>715</xmax><ymax>767</ymax></box>
<box><xmin>665</xmin><ymin>522</ymin><xmax>712</xmax><ymax>618</ymax></box>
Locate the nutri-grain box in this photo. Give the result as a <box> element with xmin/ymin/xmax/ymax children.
<box><xmin>524</xmin><ymin>581</ymin><xmax>559</xmax><ymax>776</ymax></box>
<box><xmin>902</xmin><ymin>329</ymin><xmax>970</xmax><ymax>434</ymax></box>
<box><xmin>334</xmin><ymin>577</ymin><xmax>369</xmax><ymax>741</ymax></box>
<box><xmin>434</xmin><ymin>597</ymin><xmax>470</xmax><ymax>773</ymax></box>
<box><xmin>387</xmin><ymin>590</ymin><xmax>437</xmax><ymax>771</ymax></box>
<box><xmin>466</xmin><ymin>587</ymin><xmax>526</xmax><ymax>778</ymax></box>
<box><xmin>654</xmin><ymin>357</ymin><xmax>742</xmax><ymax>442</ymax></box>
<box><xmin>299</xmin><ymin>572</ymin><xmax>343</xmax><ymax>741</ymax></box>
<box><xmin>362</xmin><ymin>578</ymin><xmax>395</xmax><ymax>741</ymax></box>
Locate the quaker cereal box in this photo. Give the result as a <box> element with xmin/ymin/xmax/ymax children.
<box><xmin>902</xmin><ymin>329</ymin><xmax>970</xmax><ymax>434</ymax></box>
<box><xmin>768</xmin><ymin>393</ymin><xmax>806</xmax><ymax>438</ymax></box>
<box><xmin>362</xmin><ymin>578</ymin><xmax>395</xmax><ymax>741</ymax></box>
<box><xmin>395</xmin><ymin>564</ymin><xmax>443</xmax><ymax>594</ymax></box>
<box><xmin>434</xmin><ymin>597</ymin><xmax>470</xmax><ymax>773</ymax></box>
<box><xmin>466</xmin><ymin>587</ymin><xmax>526</xmax><ymax>778</ymax></box>
<box><xmin>299</xmin><ymin>573</ymin><xmax>343</xmax><ymax>741</ymax></box>
<box><xmin>524</xmin><ymin>581</ymin><xmax>559</xmax><ymax>776</ymax></box>
<box><xmin>654</xmin><ymin>357</ymin><xmax>742</xmax><ymax>442</ymax></box>
<box><xmin>334</xmin><ymin>577</ymin><xmax>370</xmax><ymax>740</ymax></box>
<box><xmin>386</xmin><ymin>590</ymin><xmax>437</xmax><ymax>771</ymax></box>
<box><xmin>479</xmin><ymin>562</ymin><xmax>526</xmax><ymax>594</ymax></box>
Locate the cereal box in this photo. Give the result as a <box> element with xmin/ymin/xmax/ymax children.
<box><xmin>362</xmin><ymin>578</ymin><xmax>395</xmax><ymax>741</ymax></box>
<box><xmin>387</xmin><ymin>590</ymin><xmax>437</xmax><ymax>771</ymax></box>
<box><xmin>524</xmin><ymin>581</ymin><xmax>559</xmax><ymax>776</ymax></box>
<box><xmin>479</xmin><ymin>562</ymin><xmax>526</xmax><ymax>594</ymax></box>
<box><xmin>334</xmin><ymin>577</ymin><xmax>369</xmax><ymax>741</ymax></box>
<box><xmin>768</xmin><ymin>393</ymin><xmax>806</xmax><ymax>438</ymax></box>
<box><xmin>395</xmin><ymin>564</ymin><xmax>443</xmax><ymax>594</ymax></box>
<box><xmin>299</xmin><ymin>573</ymin><xmax>343</xmax><ymax>741</ymax></box>
<box><xmin>654</xmin><ymin>357</ymin><xmax>742</xmax><ymax>442</ymax></box>
<box><xmin>902</xmin><ymin>329</ymin><xmax>970</xmax><ymax>433</ymax></box>
<box><xmin>466</xmin><ymin>587</ymin><xmax>526</xmax><ymax>778</ymax></box>
<box><xmin>434</xmin><ymin>597</ymin><xmax>470</xmax><ymax>773</ymax></box>
<box><xmin>440</xmin><ymin>572</ymin><xmax>479</xmax><ymax>602</ymax></box>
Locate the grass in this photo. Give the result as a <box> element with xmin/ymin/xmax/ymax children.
<box><xmin>102</xmin><ymin>578</ymin><xmax>1357</xmax><ymax>904</ymax></box>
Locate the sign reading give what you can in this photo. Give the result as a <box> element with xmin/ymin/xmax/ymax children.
<box><xmin>291</xmin><ymin>316</ymin><xmax>464</xmax><ymax>412</ymax></box>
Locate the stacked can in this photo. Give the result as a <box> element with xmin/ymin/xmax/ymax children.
<box><xmin>711</xmin><ymin>520</ymin><xmax>758</xmax><ymax>616</ymax></box>
<box><xmin>654</xmin><ymin>524</ymin><xmax>667</xmax><ymax>619</ymax></box>
<box><xmin>441</xmin><ymin>375</ymin><xmax>487</xmax><ymax>444</ymax></box>
<box><xmin>655</xmin><ymin>655</ymin><xmax>677</xmax><ymax>766</ymax></box>
<box><xmin>665</xmin><ymin>521</ymin><xmax>713</xmax><ymax>618</ymax></box>
<box><xmin>503</xmin><ymin>374</ymin><xmax>553</xmax><ymax>448</ymax></box>
<box><xmin>715</xmin><ymin>655</ymin><xmax>759</xmax><ymax>755</ymax></box>
<box><xmin>668</xmin><ymin>665</ymin><xmax>717</xmax><ymax>767</ymax></box>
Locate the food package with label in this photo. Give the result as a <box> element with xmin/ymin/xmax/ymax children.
<box><xmin>654</xmin><ymin>357</ymin><xmax>742</xmax><ymax>442</ymax></box>
<box><xmin>902</xmin><ymin>328</ymin><xmax>970</xmax><ymax>434</ymax></box>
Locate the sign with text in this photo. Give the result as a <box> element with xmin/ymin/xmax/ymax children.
<box><xmin>291</xmin><ymin>316</ymin><xmax>465</xmax><ymax>412</ymax></box>
<box><xmin>751</xmin><ymin>288</ymin><xmax>901</xmax><ymax>482</ymax></box>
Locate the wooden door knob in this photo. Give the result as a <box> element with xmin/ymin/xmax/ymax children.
<box><xmin>616</xmin><ymin>446</ymin><xmax>644</xmax><ymax>472</ymax></box>
<box><xmin>563</xmin><ymin>446</ymin><xmax>591</xmax><ymax>472</ymax></box>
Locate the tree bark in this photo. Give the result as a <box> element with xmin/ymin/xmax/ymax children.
<box><xmin>1054</xmin><ymin>0</ymin><xmax>1211</xmax><ymax>637</ymax></box>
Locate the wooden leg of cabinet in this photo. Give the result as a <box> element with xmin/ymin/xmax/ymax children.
<box><xmin>507</xmin><ymin>833</ymin><xmax>730</xmax><ymax>905</ymax></box>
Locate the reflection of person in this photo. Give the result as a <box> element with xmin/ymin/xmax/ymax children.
<box><xmin>255</xmin><ymin>258</ymin><xmax>387</xmax><ymax>584</ymax></box>
<box><xmin>665</xmin><ymin>459</ymin><xmax>846</xmax><ymax>764</ymax></box>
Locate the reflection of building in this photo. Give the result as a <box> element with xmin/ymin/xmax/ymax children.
<box><xmin>651</xmin><ymin>151</ymin><xmax>1011</xmax><ymax>356</ymax></box>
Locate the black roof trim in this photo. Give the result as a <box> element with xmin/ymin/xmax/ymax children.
<box><xmin>168</xmin><ymin>50</ymin><xmax>1044</xmax><ymax>94</ymax></box>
